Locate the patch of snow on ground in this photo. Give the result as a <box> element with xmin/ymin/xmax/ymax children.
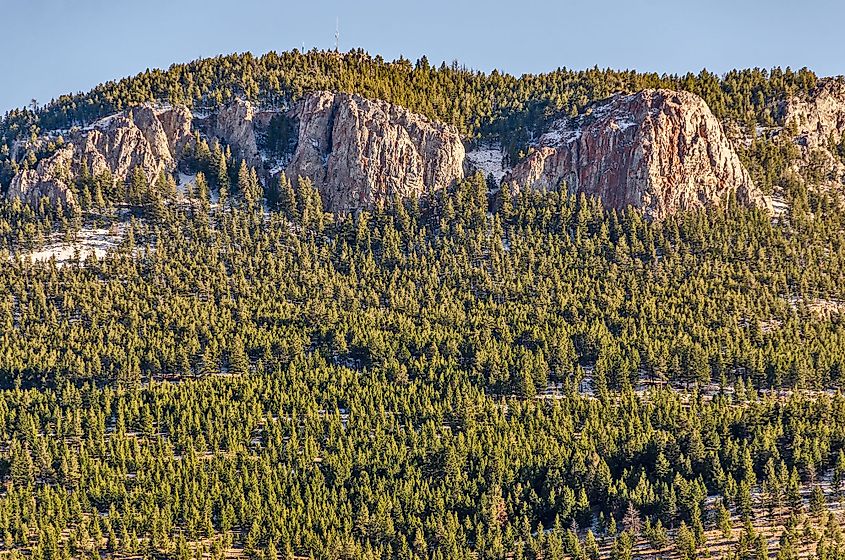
<box><xmin>177</xmin><ymin>173</ymin><xmax>196</xmax><ymax>198</ymax></box>
<box><xmin>465</xmin><ymin>144</ymin><xmax>508</xmax><ymax>184</ymax></box>
<box><xmin>770</xmin><ymin>195</ymin><xmax>789</xmax><ymax>216</ymax></box>
<box><xmin>611</xmin><ymin>118</ymin><xmax>637</xmax><ymax>131</ymax></box>
<box><xmin>83</xmin><ymin>113</ymin><xmax>121</xmax><ymax>132</ymax></box>
<box><xmin>539</xmin><ymin>120</ymin><xmax>582</xmax><ymax>147</ymax></box>
<box><xmin>21</xmin><ymin>225</ymin><xmax>125</xmax><ymax>267</ymax></box>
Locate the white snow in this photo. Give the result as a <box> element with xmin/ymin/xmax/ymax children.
<box><xmin>770</xmin><ymin>195</ymin><xmax>789</xmax><ymax>217</ymax></box>
<box><xmin>191</xmin><ymin>109</ymin><xmax>212</xmax><ymax>120</ymax></box>
<box><xmin>465</xmin><ymin>144</ymin><xmax>508</xmax><ymax>183</ymax></box>
<box><xmin>539</xmin><ymin>120</ymin><xmax>583</xmax><ymax>147</ymax></box>
<box><xmin>82</xmin><ymin>113</ymin><xmax>122</xmax><ymax>132</ymax></box>
<box><xmin>18</xmin><ymin>225</ymin><xmax>125</xmax><ymax>267</ymax></box>
<box><xmin>611</xmin><ymin>118</ymin><xmax>638</xmax><ymax>132</ymax></box>
<box><xmin>535</xmin><ymin>96</ymin><xmax>641</xmax><ymax>149</ymax></box>
<box><xmin>177</xmin><ymin>172</ymin><xmax>197</xmax><ymax>198</ymax></box>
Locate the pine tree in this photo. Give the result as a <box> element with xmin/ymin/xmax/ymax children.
<box><xmin>277</xmin><ymin>173</ymin><xmax>297</xmax><ymax>220</ymax></box>
<box><xmin>216</xmin><ymin>152</ymin><xmax>229</xmax><ymax>205</ymax></box>
<box><xmin>9</xmin><ymin>440</ymin><xmax>34</xmax><ymax>487</ymax></box>
<box><xmin>229</xmin><ymin>338</ymin><xmax>249</xmax><ymax>375</ymax></box>
<box><xmin>810</xmin><ymin>485</ymin><xmax>826</xmax><ymax>517</ymax></box>
<box><xmin>237</xmin><ymin>160</ymin><xmax>250</xmax><ymax>200</ymax></box>
<box><xmin>717</xmin><ymin>500</ymin><xmax>732</xmax><ymax>537</ymax></box>
<box><xmin>674</xmin><ymin>521</ymin><xmax>696</xmax><ymax>560</ymax></box>
<box><xmin>585</xmin><ymin>530</ymin><xmax>600</xmax><ymax>560</ymax></box>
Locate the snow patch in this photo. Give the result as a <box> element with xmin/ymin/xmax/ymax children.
<box><xmin>82</xmin><ymin>113</ymin><xmax>122</xmax><ymax>132</ymax></box>
<box><xmin>770</xmin><ymin>195</ymin><xmax>789</xmax><ymax>217</ymax></box>
<box><xmin>18</xmin><ymin>225</ymin><xmax>125</xmax><ymax>267</ymax></box>
<box><xmin>465</xmin><ymin>144</ymin><xmax>508</xmax><ymax>183</ymax></box>
<box><xmin>177</xmin><ymin>172</ymin><xmax>196</xmax><ymax>198</ymax></box>
<box><xmin>539</xmin><ymin>121</ymin><xmax>582</xmax><ymax>147</ymax></box>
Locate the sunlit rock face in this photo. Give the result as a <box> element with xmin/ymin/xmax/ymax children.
<box><xmin>506</xmin><ymin>89</ymin><xmax>771</xmax><ymax>218</ymax></box>
<box><xmin>285</xmin><ymin>91</ymin><xmax>465</xmax><ymax>212</ymax></box>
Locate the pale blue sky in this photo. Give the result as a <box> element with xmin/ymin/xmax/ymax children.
<box><xmin>1</xmin><ymin>0</ymin><xmax>843</xmax><ymax>114</ymax></box>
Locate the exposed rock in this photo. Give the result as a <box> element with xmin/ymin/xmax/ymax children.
<box><xmin>212</xmin><ymin>98</ymin><xmax>261</xmax><ymax>168</ymax></box>
<box><xmin>7</xmin><ymin>105</ymin><xmax>194</xmax><ymax>209</ymax></box>
<box><xmin>506</xmin><ymin>89</ymin><xmax>771</xmax><ymax>219</ymax></box>
<box><xmin>465</xmin><ymin>143</ymin><xmax>507</xmax><ymax>184</ymax></box>
<box><xmin>79</xmin><ymin>106</ymin><xmax>182</xmax><ymax>182</ymax></box>
<box><xmin>783</xmin><ymin>79</ymin><xmax>845</xmax><ymax>149</ymax></box>
<box><xmin>7</xmin><ymin>147</ymin><xmax>77</xmax><ymax>209</ymax></box>
<box><xmin>208</xmin><ymin>98</ymin><xmax>288</xmax><ymax>173</ymax></box>
<box><xmin>285</xmin><ymin>91</ymin><xmax>465</xmax><ymax>212</ymax></box>
<box><xmin>157</xmin><ymin>105</ymin><xmax>195</xmax><ymax>160</ymax></box>
<box><xmin>780</xmin><ymin>78</ymin><xmax>845</xmax><ymax>186</ymax></box>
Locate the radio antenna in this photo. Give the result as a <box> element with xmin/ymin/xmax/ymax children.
<box><xmin>335</xmin><ymin>17</ymin><xmax>340</xmax><ymax>52</ymax></box>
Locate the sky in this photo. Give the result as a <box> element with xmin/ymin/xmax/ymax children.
<box><xmin>1</xmin><ymin>0</ymin><xmax>843</xmax><ymax>114</ymax></box>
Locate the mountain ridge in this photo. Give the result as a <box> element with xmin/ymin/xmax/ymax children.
<box><xmin>1</xmin><ymin>50</ymin><xmax>843</xmax><ymax>220</ymax></box>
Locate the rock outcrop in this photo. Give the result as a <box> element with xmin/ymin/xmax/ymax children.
<box><xmin>6</xmin><ymin>106</ymin><xmax>194</xmax><ymax>207</ymax></box>
<box><xmin>285</xmin><ymin>91</ymin><xmax>465</xmax><ymax>212</ymax></box>
<box><xmin>77</xmin><ymin>105</ymin><xmax>193</xmax><ymax>183</ymax></box>
<box><xmin>212</xmin><ymin>98</ymin><xmax>261</xmax><ymax>168</ymax></box>
<box><xmin>783</xmin><ymin>79</ymin><xmax>845</xmax><ymax>148</ymax></box>
<box><xmin>780</xmin><ymin>78</ymin><xmax>845</xmax><ymax>186</ymax></box>
<box><xmin>210</xmin><ymin>98</ymin><xmax>282</xmax><ymax>171</ymax></box>
<box><xmin>7</xmin><ymin>147</ymin><xmax>77</xmax><ymax>209</ymax></box>
<box><xmin>6</xmin><ymin>105</ymin><xmax>194</xmax><ymax>209</ymax></box>
<box><xmin>506</xmin><ymin>89</ymin><xmax>771</xmax><ymax>219</ymax></box>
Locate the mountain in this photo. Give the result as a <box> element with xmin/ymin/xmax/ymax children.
<box><xmin>3</xmin><ymin>51</ymin><xmax>840</xmax><ymax>221</ymax></box>
<box><xmin>4</xmin><ymin>51</ymin><xmax>845</xmax><ymax>560</ymax></box>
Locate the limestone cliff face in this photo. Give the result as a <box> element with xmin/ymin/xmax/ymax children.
<box><xmin>7</xmin><ymin>147</ymin><xmax>77</xmax><ymax>209</ymax></box>
<box><xmin>6</xmin><ymin>105</ymin><xmax>194</xmax><ymax>209</ymax></box>
<box><xmin>506</xmin><ymin>89</ymin><xmax>771</xmax><ymax>219</ymax></box>
<box><xmin>285</xmin><ymin>91</ymin><xmax>465</xmax><ymax>212</ymax></box>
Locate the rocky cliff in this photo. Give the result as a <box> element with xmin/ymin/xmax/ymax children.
<box><xmin>6</xmin><ymin>105</ymin><xmax>194</xmax><ymax>209</ymax></box>
<box><xmin>7</xmin><ymin>147</ymin><xmax>77</xmax><ymax>210</ymax></box>
<box><xmin>285</xmin><ymin>91</ymin><xmax>465</xmax><ymax>212</ymax></box>
<box><xmin>506</xmin><ymin>89</ymin><xmax>771</xmax><ymax>219</ymax></box>
<box><xmin>78</xmin><ymin>105</ymin><xmax>193</xmax><ymax>182</ymax></box>
<box><xmin>7</xmin><ymin>88</ymin><xmax>790</xmax><ymax>219</ymax></box>
<box><xmin>780</xmin><ymin>78</ymin><xmax>845</xmax><ymax>186</ymax></box>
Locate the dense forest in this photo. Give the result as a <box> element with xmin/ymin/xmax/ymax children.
<box><xmin>0</xmin><ymin>50</ymin><xmax>844</xmax><ymax>560</ymax></box>
<box><xmin>0</xmin><ymin>164</ymin><xmax>843</xmax><ymax>558</ymax></box>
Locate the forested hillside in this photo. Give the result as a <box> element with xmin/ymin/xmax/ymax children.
<box><xmin>0</xmin><ymin>49</ymin><xmax>821</xmax><ymax>187</ymax></box>
<box><xmin>0</xmin><ymin>50</ymin><xmax>844</xmax><ymax>560</ymax></box>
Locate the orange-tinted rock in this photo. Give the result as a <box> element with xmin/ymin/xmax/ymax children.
<box><xmin>506</xmin><ymin>89</ymin><xmax>771</xmax><ymax>218</ymax></box>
